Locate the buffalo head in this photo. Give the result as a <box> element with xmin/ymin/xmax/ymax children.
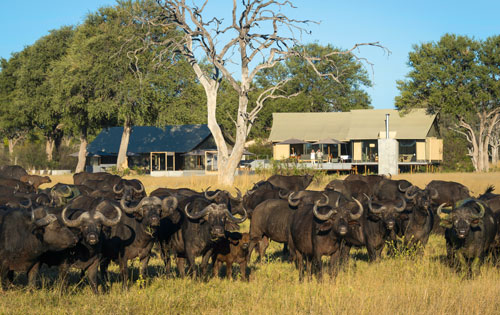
<box><xmin>184</xmin><ymin>199</ymin><xmax>247</xmax><ymax>240</ymax></box>
<box><xmin>437</xmin><ymin>199</ymin><xmax>486</xmax><ymax>239</ymax></box>
<box><xmin>120</xmin><ymin>195</ymin><xmax>178</xmax><ymax>227</ymax></box>
<box><xmin>365</xmin><ymin>194</ymin><xmax>406</xmax><ymax>231</ymax></box>
<box><xmin>62</xmin><ymin>199</ymin><xmax>122</xmax><ymax>245</ymax></box>
<box><xmin>313</xmin><ymin>193</ymin><xmax>363</xmax><ymax>236</ymax></box>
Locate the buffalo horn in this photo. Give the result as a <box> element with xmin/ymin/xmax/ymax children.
<box><xmin>350</xmin><ymin>197</ymin><xmax>364</xmax><ymax>220</ymax></box>
<box><xmin>229</xmin><ymin>188</ymin><xmax>242</xmax><ymax>201</ymax></box>
<box><xmin>436</xmin><ymin>203</ymin><xmax>449</xmax><ymax>217</ymax></box>
<box><xmin>120</xmin><ymin>196</ymin><xmax>146</xmax><ymax>214</ymax></box>
<box><xmin>20</xmin><ymin>198</ymin><xmax>32</xmax><ymax>209</ymax></box>
<box><xmin>404</xmin><ymin>186</ymin><xmax>418</xmax><ymax>200</ymax></box>
<box><xmin>395</xmin><ymin>196</ymin><xmax>407</xmax><ymax>212</ymax></box>
<box><xmin>113</xmin><ymin>183</ymin><xmax>124</xmax><ymax>194</ymax></box>
<box><xmin>471</xmin><ymin>201</ymin><xmax>485</xmax><ymax>219</ymax></box>
<box><xmin>32</xmin><ymin>208</ymin><xmax>57</xmax><ymax>227</ymax></box>
<box><xmin>62</xmin><ymin>185</ymin><xmax>73</xmax><ymax>197</ymax></box>
<box><xmin>313</xmin><ymin>198</ymin><xmax>336</xmax><ymax>221</ymax></box>
<box><xmin>95</xmin><ymin>201</ymin><xmax>122</xmax><ymax>226</ymax></box>
<box><xmin>429</xmin><ymin>188</ymin><xmax>439</xmax><ymax>199</ymax></box>
<box><xmin>398</xmin><ymin>183</ymin><xmax>410</xmax><ymax>193</ymax></box>
<box><xmin>62</xmin><ymin>205</ymin><xmax>89</xmax><ymax>228</ymax></box>
<box><xmin>161</xmin><ymin>196</ymin><xmax>178</xmax><ymax>214</ymax></box>
<box><xmin>278</xmin><ymin>189</ymin><xmax>290</xmax><ymax>199</ymax></box>
<box><xmin>364</xmin><ymin>193</ymin><xmax>384</xmax><ymax>214</ymax></box>
<box><xmin>225</xmin><ymin>206</ymin><xmax>247</xmax><ymax>223</ymax></box>
<box><xmin>288</xmin><ymin>192</ymin><xmax>300</xmax><ymax>207</ymax></box>
<box><xmin>204</xmin><ymin>187</ymin><xmax>221</xmax><ymax>200</ymax></box>
<box><xmin>133</xmin><ymin>182</ymin><xmax>145</xmax><ymax>194</ymax></box>
<box><xmin>184</xmin><ymin>202</ymin><xmax>212</xmax><ymax>220</ymax></box>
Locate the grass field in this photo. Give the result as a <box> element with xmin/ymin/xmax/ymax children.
<box><xmin>2</xmin><ymin>172</ymin><xmax>500</xmax><ymax>314</ymax></box>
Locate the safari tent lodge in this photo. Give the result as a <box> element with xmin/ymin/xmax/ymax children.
<box><xmin>268</xmin><ymin>109</ymin><xmax>443</xmax><ymax>174</ymax></box>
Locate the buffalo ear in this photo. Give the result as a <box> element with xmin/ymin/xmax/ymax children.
<box><xmin>439</xmin><ymin>219</ymin><xmax>452</xmax><ymax>229</ymax></box>
<box><xmin>133</xmin><ymin>212</ymin><xmax>144</xmax><ymax>220</ymax></box>
<box><xmin>348</xmin><ymin>220</ymin><xmax>360</xmax><ymax>226</ymax></box>
<box><xmin>470</xmin><ymin>219</ymin><xmax>481</xmax><ymax>227</ymax></box>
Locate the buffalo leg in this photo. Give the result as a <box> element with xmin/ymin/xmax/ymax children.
<box><xmin>27</xmin><ymin>262</ymin><xmax>40</xmax><ymax>288</ymax></box>
<box><xmin>258</xmin><ymin>236</ymin><xmax>270</xmax><ymax>262</ymax></box>
<box><xmin>140</xmin><ymin>255</ymin><xmax>150</xmax><ymax>280</ymax></box>
<box><xmin>212</xmin><ymin>260</ymin><xmax>221</xmax><ymax>278</ymax></box>
<box><xmin>87</xmin><ymin>259</ymin><xmax>100</xmax><ymax>294</ymax></box>
<box><xmin>239</xmin><ymin>261</ymin><xmax>248</xmax><ymax>281</ymax></box>
<box><xmin>247</xmin><ymin>237</ymin><xmax>260</xmax><ymax>263</ymax></box>
<box><xmin>295</xmin><ymin>251</ymin><xmax>305</xmax><ymax>281</ymax></box>
<box><xmin>119</xmin><ymin>257</ymin><xmax>129</xmax><ymax>290</ymax></box>
<box><xmin>200</xmin><ymin>250</ymin><xmax>213</xmax><ymax>279</ymax></box>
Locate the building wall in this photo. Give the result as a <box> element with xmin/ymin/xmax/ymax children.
<box><xmin>353</xmin><ymin>141</ymin><xmax>362</xmax><ymax>161</ymax></box>
<box><xmin>416</xmin><ymin>140</ymin><xmax>426</xmax><ymax>161</ymax></box>
<box><xmin>273</xmin><ymin>144</ymin><xmax>290</xmax><ymax>160</ymax></box>
<box><xmin>426</xmin><ymin>137</ymin><xmax>443</xmax><ymax>161</ymax></box>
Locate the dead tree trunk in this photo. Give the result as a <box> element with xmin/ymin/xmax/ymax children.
<box><xmin>116</xmin><ymin>120</ymin><xmax>132</xmax><ymax>171</ymax></box>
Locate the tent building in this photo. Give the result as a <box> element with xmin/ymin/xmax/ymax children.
<box><xmin>268</xmin><ymin>109</ymin><xmax>443</xmax><ymax>174</ymax></box>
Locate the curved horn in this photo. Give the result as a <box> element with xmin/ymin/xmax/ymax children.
<box><xmin>246</xmin><ymin>189</ymin><xmax>255</xmax><ymax>196</ymax></box>
<box><xmin>61</xmin><ymin>185</ymin><xmax>73</xmax><ymax>197</ymax></box>
<box><xmin>350</xmin><ymin>197</ymin><xmax>364</xmax><ymax>220</ymax></box>
<box><xmin>32</xmin><ymin>208</ymin><xmax>57</xmax><ymax>227</ymax></box>
<box><xmin>133</xmin><ymin>182</ymin><xmax>145</xmax><ymax>194</ymax></box>
<box><xmin>204</xmin><ymin>187</ymin><xmax>220</xmax><ymax>201</ymax></box>
<box><xmin>229</xmin><ymin>188</ymin><xmax>242</xmax><ymax>201</ymax></box>
<box><xmin>62</xmin><ymin>205</ymin><xmax>88</xmax><ymax>228</ymax></box>
<box><xmin>161</xmin><ymin>196</ymin><xmax>178</xmax><ymax>214</ymax></box>
<box><xmin>404</xmin><ymin>186</ymin><xmax>418</xmax><ymax>200</ymax></box>
<box><xmin>429</xmin><ymin>188</ymin><xmax>439</xmax><ymax>200</ymax></box>
<box><xmin>184</xmin><ymin>202</ymin><xmax>212</xmax><ymax>220</ymax></box>
<box><xmin>364</xmin><ymin>193</ymin><xmax>383</xmax><ymax>214</ymax></box>
<box><xmin>313</xmin><ymin>201</ymin><xmax>336</xmax><ymax>221</ymax></box>
<box><xmin>278</xmin><ymin>189</ymin><xmax>290</xmax><ymax>199</ymax></box>
<box><xmin>436</xmin><ymin>203</ymin><xmax>448</xmax><ymax>217</ymax></box>
<box><xmin>395</xmin><ymin>196</ymin><xmax>407</xmax><ymax>212</ymax></box>
<box><xmin>335</xmin><ymin>195</ymin><xmax>340</xmax><ymax>208</ymax></box>
<box><xmin>120</xmin><ymin>197</ymin><xmax>146</xmax><ymax>214</ymax></box>
<box><xmin>20</xmin><ymin>198</ymin><xmax>32</xmax><ymax>209</ymax></box>
<box><xmin>95</xmin><ymin>201</ymin><xmax>122</xmax><ymax>226</ymax></box>
<box><xmin>225</xmin><ymin>206</ymin><xmax>247</xmax><ymax>223</ymax></box>
<box><xmin>288</xmin><ymin>192</ymin><xmax>300</xmax><ymax>207</ymax></box>
<box><xmin>399</xmin><ymin>183</ymin><xmax>410</xmax><ymax>193</ymax></box>
<box><xmin>113</xmin><ymin>183</ymin><xmax>124</xmax><ymax>194</ymax></box>
<box><xmin>471</xmin><ymin>201</ymin><xmax>485</xmax><ymax>219</ymax></box>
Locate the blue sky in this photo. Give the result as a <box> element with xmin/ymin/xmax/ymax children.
<box><xmin>1</xmin><ymin>0</ymin><xmax>499</xmax><ymax>109</ymax></box>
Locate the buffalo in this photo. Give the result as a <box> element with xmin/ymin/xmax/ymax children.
<box><xmin>438</xmin><ymin>199</ymin><xmax>497</xmax><ymax>275</ymax></box>
<box><xmin>212</xmin><ymin>232</ymin><xmax>250</xmax><ymax>280</ymax></box>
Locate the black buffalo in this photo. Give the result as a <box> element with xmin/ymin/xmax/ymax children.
<box><xmin>39</xmin><ymin>196</ymin><xmax>122</xmax><ymax>293</ymax></box>
<box><xmin>438</xmin><ymin>199</ymin><xmax>498</xmax><ymax>275</ymax></box>
<box><xmin>0</xmin><ymin>165</ymin><xmax>29</xmax><ymax>180</ymax></box>
<box><xmin>99</xmin><ymin>195</ymin><xmax>178</xmax><ymax>289</ymax></box>
<box><xmin>0</xmin><ymin>207</ymin><xmax>78</xmax><ymax>289</ymax></box>
<box><xmin>168</xmin><ymin>196</ymin><xmax>247</xmax><ymax>278</ymax></box>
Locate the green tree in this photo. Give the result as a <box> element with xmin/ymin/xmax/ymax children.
<box><xmin>252</xmin><ymin>43</ymin><xmax>372</xmax><ymax>138</ymax></box>
<box><xmin>14</xmin><ymin>26</ymin><xmax>75</xmax><ymax>162</ymax></box>
<box><xmin>0</xmin><ymin>54</ymin><xmax>32</xmax><ymax>159</ymax></box>
<box><xmin>396</xmin><ymin>34</ymin><xmax>500</xmax><ymax>172</ymax></box>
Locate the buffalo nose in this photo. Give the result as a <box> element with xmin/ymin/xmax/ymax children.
<box><xmin>151</xmin><ymin>216</ymin><xmax>160</xmax><ymax>226</ymax></box>
<box><xmin>458</xmin><ymin>229</ymin><xmax>467</xmax><ymax>238</ymax></box>
<box><xmin>211</xmin><ymin>227</ymin><xmax>224</xmax><ymax>238</ymax></box>
<box><xmin>87</xmin><ymin>234</ymin><xmax>98</xmax><ymax>245</ymax></box>
<box><xmin>339</xmin><ymin>226</ymin><xmax>348</xmax><ymax>235</ymax></box>
<box><xmin>386</xmin><ymin>220</ymin><xmax>395</xmax><ymax>230</ymax></box>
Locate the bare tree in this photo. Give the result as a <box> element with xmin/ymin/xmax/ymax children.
<box><xmin>490</xmin><ymin>120</ymin><xmax>500</xmax><ymax>168</ymax></box>
<box><xmin>139</xmin><ymin>0</ymin><xmax>384</xmax><ymax>185</ymax></box>
<box><xmin>453</xmin><ymin>109</ymin><xmax>500</xmax><ymax>172</ymax></box>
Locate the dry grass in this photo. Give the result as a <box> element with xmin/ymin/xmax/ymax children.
<box><xmin>10</xmin><ymin>172</ymin><xmax>500</xmax><ymax>314</ymax></box>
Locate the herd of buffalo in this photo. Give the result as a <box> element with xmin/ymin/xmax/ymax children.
<box><xmin>1</xmin><ymin>164</ymin><xmax>500</xmax><ymax>293</ymax></box>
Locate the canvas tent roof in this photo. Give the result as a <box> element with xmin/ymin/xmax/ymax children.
<box><xmin>268</xmin><ymin>109</ymin><xmax>436</xmax><ymax>142</ymax></box>
<box><xmin>87</xmin><ymin>124</ymin><xmax>212</xmax><ymax>156</ymax></box>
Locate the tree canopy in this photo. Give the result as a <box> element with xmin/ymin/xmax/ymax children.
<box><xmin>396</xmin><ymin>34</ymin><xmax>500</xmax><ymax>172</ymax></box>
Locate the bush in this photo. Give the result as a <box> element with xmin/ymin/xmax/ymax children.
<box><xmin>247</xmin><ymin>139</ymin><xmax>272</xmax><ymax>159</ymax></box>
